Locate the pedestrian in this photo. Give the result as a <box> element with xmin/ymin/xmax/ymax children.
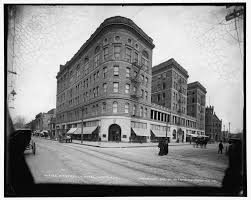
<box><xmin>218</xmin><ymin>140</ymin><xmax>224</xmax><ymax>154</ymax></box>
<box><xmin>164</xmin><ymin>138</ymin><xmax>169</xmax><ymax>155</ymax></box>
<box><xmin>158</xmin><ymin>139</ymin><xmax>164</xmax><ymax>156</ymax></box>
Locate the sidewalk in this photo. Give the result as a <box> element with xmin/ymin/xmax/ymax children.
<box><xmin>71</xmin><ymin>139</ymin><xmax>192</xmax><ymax>148</ymax></box>
<box><xmin>38</xmin><ymin>136</ymin><xmax>192</xmax><ymax>148</ymax></box>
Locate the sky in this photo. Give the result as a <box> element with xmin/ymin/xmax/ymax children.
<box><xmin>7</xmin><ymin>5</ymin><xmax>244</xmax><ymax>133</ymax></box>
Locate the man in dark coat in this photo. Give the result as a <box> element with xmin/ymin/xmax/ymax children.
<box><xmin>218</xmin><ymin>140</ymin><xmax>224</xmax><ymax>154</ymax></box>
<box><xmin>158</xmin><ymin>139</ymin><xmax>164</xmax><ymax>156</ymax></box>
<box><xmin>164</xmin><ymin>138</ymin><xmax>169</xmax><ymax>155</ymax></box>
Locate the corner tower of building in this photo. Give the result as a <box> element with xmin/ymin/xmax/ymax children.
<box><xmin>55</xmin><ymin>16</ymin><xmax>155</xmax><ymax>142</ymax></box>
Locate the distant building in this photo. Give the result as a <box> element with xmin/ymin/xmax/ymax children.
<box><xmin>187</xmin><ymin>81</ymin><xmax>207</xmax><ymax>135</ymax></box>
<box><xmin>34</xmin><ymin>109</ymin><xmax>56</xmax><ymax>132</ymax></box>
<box><xmin>205</xmin><ymin>106</ymin><xmax>222</xmax><ymax>141</ymax></box>
<box><xmin>48</xmin><ymin>113</ymin><xmax>56</xmax><ymax>139</ymax></box>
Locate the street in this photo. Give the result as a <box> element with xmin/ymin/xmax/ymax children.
<box><xmin>25</xmin><ymin>138</ymin><xmax>228</xmax><ymax>187</ymax></box>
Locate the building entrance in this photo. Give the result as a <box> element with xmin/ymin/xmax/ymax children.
<box><xmin>108</xmin><ymin>124</ymin><xmax>121</xmax><ymax>142</ymax></box>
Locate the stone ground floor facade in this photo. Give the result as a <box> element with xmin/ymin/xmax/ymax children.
<box><xmin>55</xmin><ymin>115</ymin><xmax>205</xmax><ymax>143</ymax></box>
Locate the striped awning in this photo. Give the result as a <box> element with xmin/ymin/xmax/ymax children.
<box><xmin>67</xmin><ymin>128</ymin><xmax>77</xmax><ymax>134</ymax></box>
<box><xmin>151</xmin><ymin>130</ymin><xmax>171</xmax><ymax>137</ymax></box>
<box><xmin>131</xmin><ymin>128</ymin><xmax>149</xmax><ymax>137</ymax></box>
<box><xmin>187</xmin><ymin>133</ymin><xmax>198</xmax><ymax>137</ymax></box>
<box><xmin>73</xmin><ymin>126</ymin><xmax>97</xmax><ymax>135</ymax></box>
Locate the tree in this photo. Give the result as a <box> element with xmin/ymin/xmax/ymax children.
<box><xmin>13</xmin><ymin>115</ymin><xmax>27</xmax><ymax>129</ymax></box>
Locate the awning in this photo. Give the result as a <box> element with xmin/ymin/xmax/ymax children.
<box><xmin>67</xmin><ymin>128</ymin><xmax>77</xmax><ymax>134</ymax></box>
<box><xmin>151</xmin><ymin>130</ymin><xmax>171</xmax><ymax>137</ymax></box>
<box><xmin>42</xmin><ymin>130</ymin><xmax>48</xmax><ymax>133</ymax></box>
<box><xmin>188</xmin><ymin>133</ymin><xmax>198</xmax><ymax>137</ymax></box>
<box><xmin>73</xmin><ymin>126</ymin><xmax>98</xmax><ymax>135</ymax></box>
<box><xmin>131</xmin><ymin>128</ymin><xmax>149</xmax><ymax>137</ymax></box>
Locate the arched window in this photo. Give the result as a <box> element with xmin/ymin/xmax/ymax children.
<box><xmin>95</xmin><ymin>46</ymin><xmax>100</xmax><ymax>54</ymax></box>
<box><xmin>113</xmin><ymin>101</ymin><xmax>118</xmax><ymax>113</ymax></box>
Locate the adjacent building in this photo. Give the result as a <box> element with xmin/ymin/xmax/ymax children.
<box><xmin>187</xmin><ymin>82</ymin><xmax>207</xmax><ymax>136</ymax></box>
<box><xmin>55</xmin><ymin>16</ymin><xmax>206</xmax><ymax>143</ymax></box>
<box><xmin>205</xmin><ymin>105</ymin><xmax>222</xmax><ymax>141</ymax></box>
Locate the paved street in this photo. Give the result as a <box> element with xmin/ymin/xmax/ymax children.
<box><xmin>25</xmin><ymin>137</ymin><xmax>228</xmax><ymax>187</ymax></box>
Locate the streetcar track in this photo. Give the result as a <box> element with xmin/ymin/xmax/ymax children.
<box><xmin>65</xmin><ymin>142</ymin><xmax>223</xmax><ymax>184</ymax></box>
<box><xmin>35</xmin><ymin>142</ymin><xmax>149</xmax><ymax>185</ymax></box>
<box><xmin>34</xmin><ymin>138</ymin><xmax>223</xmax><ymax>185</ymax></box>
<box><xmin>60</xmin><ymin>143</ymin><xmax>217</xmax><ymax>186</ymax></box>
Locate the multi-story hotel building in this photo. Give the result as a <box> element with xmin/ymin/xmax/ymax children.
<box><xmin>55</xmin><ymin>16</ymin><xmax>206</xmax><ymax>143</ymax></box>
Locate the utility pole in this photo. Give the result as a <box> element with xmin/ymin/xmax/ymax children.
<box><xmin>229</xmin><ymin>122</ymin><xmax>231</xmax><ymax>135</ymax></box>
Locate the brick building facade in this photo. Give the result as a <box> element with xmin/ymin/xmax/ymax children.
<box><xmin>187</xmin><ymin>82</ymin><xmax>207</xmax><ymax>135</ymax></box>
<box><xmin>55</xmin><ymin>16</ymin><xmax>206</xmax><ymax>143</ymax></box>
<box><xmin>205</xmin><ymin>105</ymin><xmax>222</xmax><ymax>141</ymax></box>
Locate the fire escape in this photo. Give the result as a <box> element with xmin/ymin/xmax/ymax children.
<box><xmin>129</xmin><ymin>61</ymin><xmax>144</xmax><ymax>117</ymax></box>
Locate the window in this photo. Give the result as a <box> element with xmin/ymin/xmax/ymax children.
<box><xmin>134</xmin><ymin>52</ymin><xmax>138</xmax><ymax>63</ymax></box>
<box><xmin>128</xmin><ymin>38</ymin><xmax>131</xmax><ymax>44</ymax></box>
<box><xmin>114</xmin><ymin>65</ymin><xmax>119</xmax><ymax>76</ymax></box>
<box><xmin>144</xmin><ymin>108</ymin><xmax>147</xmax><ymax>118</ymax></box>
<box><xmin>133</xmin><ymin>86</ymin><xmax>136</xmax><ymax>94</ymax></box>
<box><xmin>145</xmin><ymin>91</ymin><xmax>148</xmax><ymax>100</ymax></box>
<box><xmin>162</xmin><ymin>93</ymin><xmax>166</xmax><ymax>99</ymax></box>
<box><xmin>94</xmin><ymin>73</ymin><xmax>96</xmax><ymax>82</ymax></box>
<box><xmin>103</xmin><ymin>83</ymin><xmax>107</xmax><ymax>93</ymax></box>
<box><xmin>125</xmin><ymin>47</ymin><xmax>132</xmax><ymax>62</ymax></box>
<box><xmin>141</xmin><ymin>74</ymin><xmax>144</xmax><ymax>82</ymax></box>
<box><xmin>103</xmin><ymin>67</ymin><xmax>107</xmax><ymax>78</ymax></box>
<box><xmin>133</xmin><ymin>105</ymin><xmax>136</xmax><ymax>115</ymax></box>
<box><xmin>94</xmin><ymin>54</ymin><xmax>100</xmax><ymax>68</ymax></box>
<box><xmin>104</xmin><ymin>47</ymin><xmax>108</xmax><ymax>61</ymax></box>
<box><xmin>163</xmin><ymin>82</ymin><xmax>166</xmax><ymax>89</ymax></box>
<box><xmin>114</xmin><ymin>45</ymin><xmax>121</xmax><ymax>59</ymax></box>
<box><xmin>133</xmin><ymin>71</ymin><xmax>137</xmax><ymax>78</ymax></box>
<box><xmin>96</xmin><ymin>86</ymin><xmax>99</xmax><ymax>96</ymax></box>
<box><xmin>113</xmin><ymin>82</ymin><xmax>119</xmax><ymax>92</ymax></box>
<box><xmin>141</xmin><ymin>89</ymin><xmax>144</xmax><ymax>98</ymax></box>
<box><xmin>93</xmin><ymin>88</ymin><xmax>96</xmax><ymax>98</ymax></box>
<box><xmin>157</xmin><ymin>94</ymin><xmax>160</xmax><ymax>102</ymax></box>
<box><xmin>103</xmin><ymin>38</ymin><xmax>108</xmax><ymax>45</ymax></box>
<box><xmin>126</xmin><ymin>67</ymin><xmax>130</xmax><ymax>78</ymax></box>
<box><xmin>125</xmin><ymin>103</ymin><xmax>129</xmax><ymax>113</ymax></box>
<box><xmin>145</xmin><ymin>77</ymin><xmax>148</xmax><ymax>85</ymax></box>
<box><xmin>115</xmin><ymin>35</ymin><xmax>120</xmax><ymax>41</ymax></box>
<box><xmin>102</xmin><ymin>102</ymin><xmax>106</xmax><ymax>113</ymax></box>
<box><xmin>76</xmin><ymin>65</ymin><xmax>81</xmax><ymax>78</ymax></box>
<box><xmin>125</xmin><ymin>84</ymin><xmax>130</xmax><ymax>94</ymax></box>
<box><xmin>135</xmin><ymin>43</ymin><xmax>139</xmax><ymax>49</ymax></box>
<box><xmin>94</xmin><ymin>46</ymin><xmax>100</xmax><ymax>68</ymax></box>
<box><xmin>113</xmin><ymin>102</ymin><xmax>118</xmax><ymax>113</ymax></box>
<box><xmin>140</xmin><ymin>107</ymin><xmax>143</xmax><ymax>117</ymax></box>
<box><xmin>84</xmin><ymin>58</ymin><xmax>89</xmax><ymax>75</ymax></box>
<box><xmin>142</xmin><ymin>50</ymin><xmax>149</xmax><ymax>71</ymax></box>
